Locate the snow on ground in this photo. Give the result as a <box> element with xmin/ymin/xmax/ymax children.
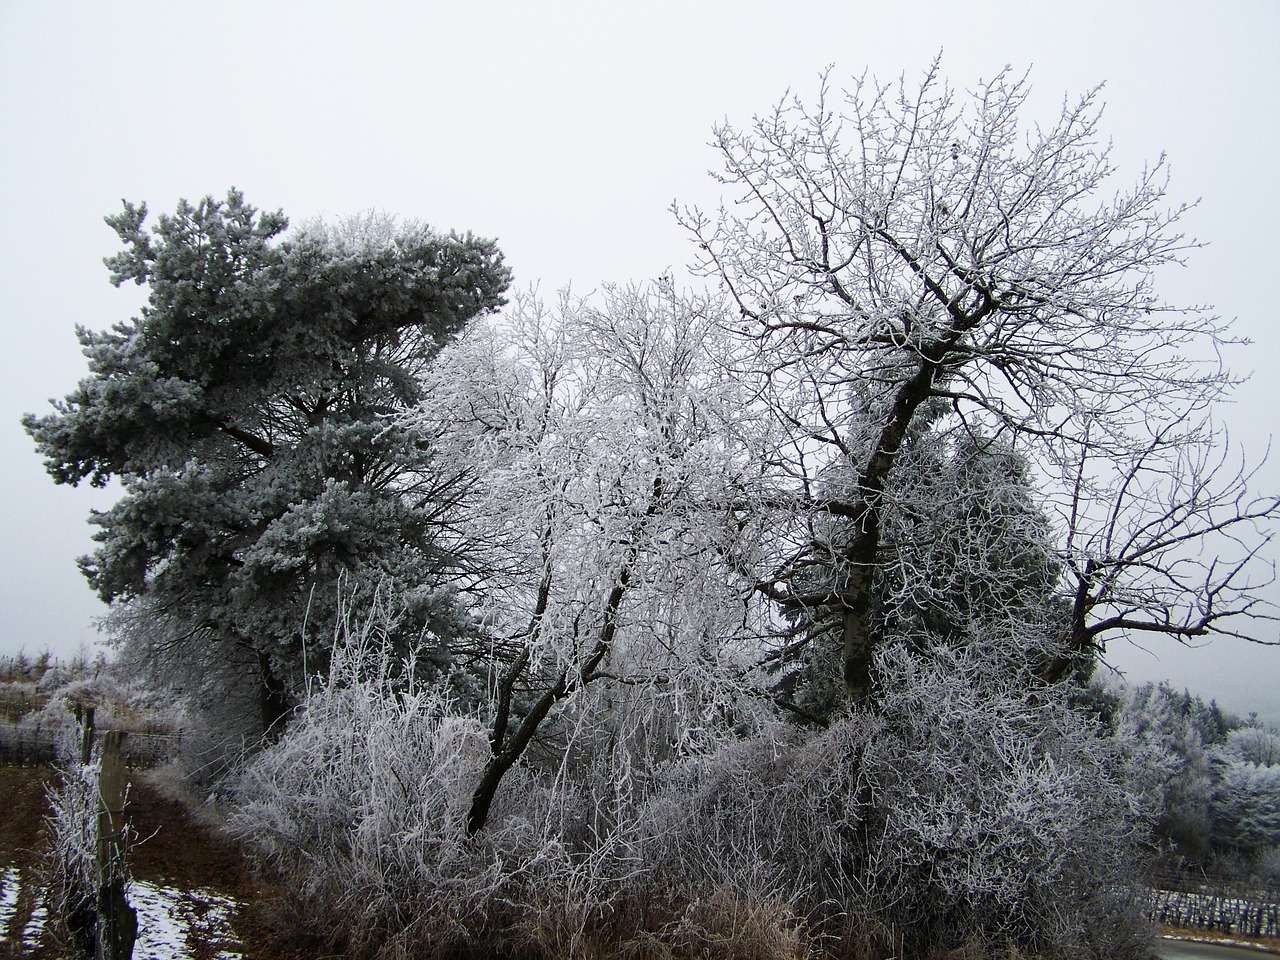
<box><xmin>0</xmin><ymin>864</ymin><xmax>243</xmax><ymax>959</ymax></box>
<box><xmin>0</xmin><ymin>865</ymin><xmax>18</xmax><ymax>933</ymax></box>
<box><xmin>0</xmin><ymin>864</ymin><xmax>46</xmax><ymax>949</ymax></box>
<box><xmin>20</xmin><ymin>894</ymin><xmax>46</xmax><ymax>950</ymax></box>
<box><xmin>130</xmin><ymin>879</ymin><xmax>243</xmax><ymax>960</ymax></box>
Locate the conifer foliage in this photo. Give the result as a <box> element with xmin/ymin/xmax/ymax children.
<box><xmin>23</xmin><ymin>191</ymin><xmax>511</xmax><ymax>733</ymax></box>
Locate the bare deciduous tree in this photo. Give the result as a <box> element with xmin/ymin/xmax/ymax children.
<box><xmin>1049</xmin><ymin>416</ymin><xmax>1277</xmax><ymax>681</ymax></box>
<box><xmin>679</xmin><ymin>60</ymin><xmax>1276</xmax><ymax>701</ymax></box>
<box><xmin>413</xmin><ymin>283</ymin><xmax>769</xmax><ymax>833</ymax></box>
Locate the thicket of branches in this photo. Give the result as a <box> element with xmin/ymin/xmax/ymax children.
<box><xmin>27</xmin><ymin>60</ymin><xmax>1280</xmax><ymax>960</ymax></box>
<box><xmin>232</xmin><ymin>623</ymin><xmax>1150</xmax><ymax>960</ymax></box>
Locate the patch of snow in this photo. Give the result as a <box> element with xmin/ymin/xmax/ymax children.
<box><xmin>0</xmin><ymin>864</ymin><xmax>19</xmax><ymax>935</ymax></box>
<box><xmin>0</xmin><ymin>864</ymin><xmax>245</xmax><ymax>958</ymax></box>
<box><xmin>129</xmin><ymin>880</ymin><xmax>243</xmax><ymax>960</ymax></box>
<box><xmin>20</xmin><ymin>892</ymin><xmax>47</xmax><ymax>949</ymax></box>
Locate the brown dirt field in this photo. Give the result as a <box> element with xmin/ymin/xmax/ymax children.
<box><xmin>0</xmin><ymin>766</ymin><xmax>56</xmax><ymax>959</ymax></box>
<box><xmin>0</xmin><ymin>764</ymin><xmax>323</xmax><ymax>959</ymax></box>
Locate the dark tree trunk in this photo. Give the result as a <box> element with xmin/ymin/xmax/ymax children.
<box><xmin>838</xmin><ymin>352</ymin><xmax>945</xmax><ymax>702</ymax></box>
<box><xmin>257</xmin><ymin>653</ymin><xmax>291</xmax><ymax>741</ymax></box>
<box><xmin>466</xmin><ymin>566</ymin><xmax>631</xmax><ymax>835</ymax></box>
<box><xmin>466</xmin><ymin>672</ymin><xmax>568</xmax><ymax>836</ymax></box>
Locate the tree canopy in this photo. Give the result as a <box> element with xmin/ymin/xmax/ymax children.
<box><xmin>679</xmin><ymin>61</ymin><xmax>1278</xmax><ymax>701</ymax></box>
<box><xmin>23</xmin><ymin>190</ymin><xmax>511</xmax><ymax>732</ymax></box>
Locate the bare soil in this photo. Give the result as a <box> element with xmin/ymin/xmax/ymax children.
<box><xmin>0</xmin><ymin>763</ymin><xmax>322</xmax><ymax>959</ymax></box>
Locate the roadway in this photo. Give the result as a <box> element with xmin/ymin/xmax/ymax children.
<box><xmin>1156</xmin><ymin>939</ymin><xmax>1277</xmax><ymax>959</ymax></box>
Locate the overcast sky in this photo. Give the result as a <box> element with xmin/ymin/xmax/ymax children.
<box><xmin>2</xmin><ymin>1</ymin><xmax>1277</xmax><ymax>719</ymax></box>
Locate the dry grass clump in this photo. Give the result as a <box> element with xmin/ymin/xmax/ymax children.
<box><xmin>516</xmin><ymin>883</ymin><xmax>813</xmax><ymax>960</ymax></box>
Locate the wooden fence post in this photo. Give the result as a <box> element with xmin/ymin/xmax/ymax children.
<box><xmin>95</xmin><ymin>729</ymin><xmax>136</xmax><ymax>960</ymax></box>
<box><xmin>79</xmin><ymin>704</ymin><xmax>95</xmax><ymax>765</ymax></box>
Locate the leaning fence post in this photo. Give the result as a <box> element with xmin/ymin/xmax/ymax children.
<box><xmin>95</xmin><ymin>729</ymin><xmax>136</xmax><ymax>960</ymax></box>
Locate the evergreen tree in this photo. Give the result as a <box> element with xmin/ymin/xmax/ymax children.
<box><xmin>24</xmin><ymin>191</ymin><xmax>510</xmax><ymax>733</ymax></box>
<box><xmin>783</xmin><ymin>415</ymin><xmax>1066</xmax><ymax>722</ymax></box>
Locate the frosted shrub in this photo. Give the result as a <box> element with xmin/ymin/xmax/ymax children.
<box><xmin>860</xmin><ymin>643</ymin><xmax>1150</xmax><ymax>957</ymax></box>
<box><xmin>641</xmin><ymin>642</ymin><xmax>1151</xmax><ymax>959</ymax></box>
<box><xmin>230</xmin><ymin>636</ymin><xmax>536</xmax><ymax>957</ymax></box>
<box><xmin>44</xmin><ymin>762</ymin><xmax>103</xmax><ymax>954</ymax></box>
<box><xmin>18</xmin><ymin>666</ymin><xmax>185</xmax><ymax>766</ymax></box>
<box><xmin>1257</xmin><ymin>844</ymin><xmax>1280</xmax><ymax>885</ymax></box>
<box><xmin>35</xmin><ymin>664</ymin><xmax>68</xmax><ymax>693</ymax></box>
<box><xmin>233</xmin><ymin>629</ymin><xmax>816</xmax><ymax>958</ymax></box>
<box><xmin>504</xmin><ymin>726</ymin><xmax>816</xmax><ymax>960</ymax></box>
<box><xmin>642</xmin><ymin>722</ymin><xmax>829</xmax><ymax>888</ymax></box>
<box><xmin>21</xmin><ymin>695</ymin><xmax>80</xmax><ymax>764</ymax></box>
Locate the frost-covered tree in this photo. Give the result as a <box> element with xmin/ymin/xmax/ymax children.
<box><xmin>1109</xmin><ymin>682</ymin><xmax>1218</xmax><ymax>862</ymax></box>
<box><xmin>1048</xmin><ymin>418</ymin><xmax>1278</xmax><ymax>685</ymax></box>
<box><xmin>410</xmin><ymin>282</ymin><xmax>771</xmax><ymax>832</ymax></box>
<box><xmin>23</xmin><ymin>191</ymin><xmax>510</xmax><ymax>733</ymax></box>
<box><xmin>1209</xmin><ymin>722</ymin><xmax>1280</xmax><ymax>872</ymax></box>
<box><xmin>773</xmin><ymin>415</ymin><xmax>1068</xmax><ymax>722</ymax></box>
<box><xmin>1096</xmin><ymin>680</ymin><xmax>1280</xmax><ymax>875</ymax></box>
<box><xmin>1211</xmin><ymin>759</ymin><xmax>1280</xmax><ymax>864</ymax></box>
<box><xmin>680</xmin><ymin>61</ymin><xmax>1277</xmax><ymax>702</ymax></box>
<box><xmin>1223</xmin><ymin>725</ymin><xmax>1280</xmax><ymax>768</ymax></box>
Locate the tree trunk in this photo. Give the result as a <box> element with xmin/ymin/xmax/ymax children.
<box><xmin>467</xmin><ymin>567</ymin><xmax>631</xmax><ymax>835</ymax></box>
<box><xmin>841</xmin><ymin>569</ymin><xmax>878</xmax><ymax>703</ymax></box>
<box><xmin>837</xmin><ymin>352</ymin><xmax>943</xmax><ymax>702</ymax></box>
<box><xmin>467</xmin><ymin>672</ymin><xmax>567</xmax><ymax>835</ymax></box>
<box><xmin>257</xmin><ymin>653</ymin><xmax>291</xmax><ymax>741</ymax></box>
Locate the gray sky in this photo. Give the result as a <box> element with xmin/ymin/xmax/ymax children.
<box><xmin>2</xmin><ymin>1</ymin><xmax>1277</xmax><ymax>719</ymax></box>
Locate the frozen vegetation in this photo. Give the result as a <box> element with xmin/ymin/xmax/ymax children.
<box><xmin>18</xmin><ymin>58</ymin><xmax>1280</xmax><ymax>960</ymax></box>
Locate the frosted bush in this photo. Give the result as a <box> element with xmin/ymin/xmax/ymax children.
<box><xmin>35</xmin><ymin>665</ymin><xmax>67</xmax><ymax>693</ymax></box>
<box><xmin>44</xmin><ymin>761</ymin><xmax>106</xmax><ymax>954</ymax></box>
<box><xmin>1256</xmin><ymin>844</ymin><xmax>1280</xmax><ymax>884</ymax></box>
<box><xmin>230</xmin><ymin>625</ymin><xmax>815</xmax><ymax>958</ymax></box>
<box><xmin>858</xmin><ymin>643</ymin><xmax>1150</xmax><ymax>956</ymax></box>
<box><xmin>19</xmin><ymin>696</ymin><xmax>80</xmax><ymax>764</ymax></box>
<box><xmin>229</xmin><ymin>610</ymin><xmax>1154</xmax><ymax>959</ymax></box>
<box><xmin>640</xmin><ymin>641</ymin><xmax>1152</xmax><ymax>959</ymax></box>
<box><xmin>230</xmin><ymin>634</ymin><xmax>542</xmax><ymax>957</ymax></box>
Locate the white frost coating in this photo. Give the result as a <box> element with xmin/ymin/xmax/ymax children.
<box><xmin>129</xmin><ymin>880</ymin><xmax>243</xmax><ymax>960</ymax></box>
<box><xmin>0</xmin><ymin>865</ymin><xmax>20</xmax><ymax>935</ymax></box>
<box><xmin>20</xmin><ymin>892</ymin><xmax>47</xmax><ymax>949</ymax></box>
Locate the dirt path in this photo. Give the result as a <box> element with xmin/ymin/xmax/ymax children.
<box><xmin>0</xmin><ymin>764</ymin><xmax>319</xmax><ymax>960</ymax></box>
